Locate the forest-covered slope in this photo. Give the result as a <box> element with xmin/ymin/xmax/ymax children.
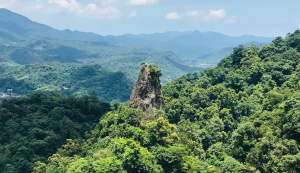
<box><xmin>29</xmin><ymin>30</ymin><xmax>300</xmax><ymax>173</ymax></box>
<box><xmin>0</xmin><ymin>63</ymin><xmax>133</xmax><ymax>103</ymax></box>
<box><xmin>0</xmin><ymin>37</ymin><xmax>201</xmax><ymax>102</ymax></box>
<box><xmin>0</xmin><ymin>93</ymin><xmax>111</xmax><ymax>173</ymax></box>
<box><xmin>0</xmin><ymin>37</ymin><xmax>201</xmax><ymax>84</ymax></box>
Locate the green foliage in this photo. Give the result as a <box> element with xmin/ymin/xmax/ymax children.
<box><xmin>0</xmin><ymin>37</ymin><xmax>202</xmax><ymax>85</ymax></box>
<box><xmin>33</xmin><ymin>103</ymin><xmax>202</xmax><ymax>173</ymax></box>
<box><xmin>149</xmin><ymin>64</ymin><xmax>163</xmax><ymax>77</ymax></box>
<box><xmin>162</xmin><ymin>29</ymin><xmax>300</xmax><ymax>172</ymax></box>
<box><xmin>286</xmin><ymin>29</ymin><xmax>300</xmax><ymax>51</ymax></box>
<box><xmin>0</xmin><ymin>63</ymin><xmax>133</xmax><ymax>103</ymax></box>
<box><xmin>7</xmin><ymin>29</ymin><xmax>300</xmax><ymax>173</ymax></box>
<box><xmin>0</xmin><ymin>92</ymin><xmax>111</xmax><ymax>173</ymax></box>
<box><xmin>122</xmin><ymin>141</ymin><xmax>162</xmax><ymax>173</ymax></box>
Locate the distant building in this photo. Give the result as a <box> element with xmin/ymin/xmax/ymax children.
<box><xmin>11</xmin><ymin>93</ymin><xmax>21</xmax><ymax>98</ymax></box>
<box><xmin>0</xmin><ymin>92</ymin><xmax>5</xmax><ymax>98</ymax></box>
<box><xmin>0</xmin><ymin>90</ymin><xmax>22</xmax><ymax>101</ymax></box>
<box><xmin>7</xmin><ymin>89</ymin><xmax>13</xmax><ymax>93</ymax></box>
<box><xmin>0</xmin><ymin>92</ymin><xmax>10</xmax><ymax>99</ymax></box>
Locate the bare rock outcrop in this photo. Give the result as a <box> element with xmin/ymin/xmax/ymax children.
<box><xmin>130</xmin><ymin>64</ymin><xmax>165</xmax><ymax>116</ymax></box>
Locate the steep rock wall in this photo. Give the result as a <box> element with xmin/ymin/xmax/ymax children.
<box><xmin>130</xmin><ymin>65</ymin><xmax>165</xmax><ymax>116</ymax></box>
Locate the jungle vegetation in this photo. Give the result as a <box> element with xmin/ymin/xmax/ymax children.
<box><xmin>27</xmin><ymin>30</ymin><xmax>300</xmax><ymax>173</ymax></box>
<box><xmin>0</xmin><ymin>63</ymin><xmax>133</xmax><ymax>103</ymax></box>
<box><xmin>0</xmin><ymin>92</ymin><xmax>111</xmax><ymax>173</ymax></box>
<box><xmin>0</xmin><ymin>37</ymin><xmax>201</xmax><ymax>102</ymax></box>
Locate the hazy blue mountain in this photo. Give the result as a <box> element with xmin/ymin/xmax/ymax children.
<box><xmin>119</xmin><ymin>30</ymin><xmax>273</xmax><ymax>59</ymax></box>
<box><xmin>190</xmin><ymin>47</ymin><xmax>234</xmax><ymax>68</ymax></box>
<box><xmin>0</xmin><ymin>8</ymin><xmax>105</xmax><ymax>43</ymax></box>
<box><xmin>190</xmin><ymin>42</ymin><xmax>270</xmax><ymax>68</ymax></box>
<box><xmin>0</xmin><ymin>8</ymin><xmax>274</xmax><ymax>65</ymax></box>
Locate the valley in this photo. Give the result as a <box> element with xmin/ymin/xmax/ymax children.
<box><xmin>0</xmin><ymin>1</ymin><xmax>299</xmax><ymax>172</ymax></box>
<box><xmin>1</xmin><ymin>29</ymin><xmax>299</xmax><ymax>173</ymax></box>
<box><xmin>0</xmin><ymin>9</ymin><xmax>275</xmax><ymax>102</ymax></box>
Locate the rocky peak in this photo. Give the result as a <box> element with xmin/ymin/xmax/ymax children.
<box><xmin>130</xmin><ymin>63</ymin><xmax>165</xmax><ymax>117</ymax></box>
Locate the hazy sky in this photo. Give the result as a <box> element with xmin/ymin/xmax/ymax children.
<box><xmin>1</xmin><ymin>0</ymin><xmax>299</xmax><ymax>37</ymax></box>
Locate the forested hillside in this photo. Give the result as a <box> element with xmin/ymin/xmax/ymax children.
<box><xmin>0</xmin><ymin>92</ymin><xmax>111</xmax><ymax>173</ymax></box>
<box><xmin>30</xmin><ymin>30</ymin><xmax>300</xmax><ymax>173</ymax></box>
<box><xmin>0</xmin><ymin>63</ymin><xmax>133</xmax><ymax>103</ymax></box>
<box><xmin>1</xmin><ymin>37</ymin><xmax>200</xmax><ymax>83</ymax></box>
<box><xmin>0</xmin><ymin>37</ymin><xmax>201</xmax><ymax>102</ymax></box>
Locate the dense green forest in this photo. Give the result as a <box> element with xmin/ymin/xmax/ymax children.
<box><xmin>0</xmin><ymin>92</ymin><xmax>111</xmax><ymax>173</ymax></box>
<box><xmin>0</xmin><ymin>63</ymin><xmax>133</xmax><ymax>103</ymax></box>
<box><xmin>26</xmin><ymin>30</ymin><xmax>300</xmax><ymax>173</ymax></box>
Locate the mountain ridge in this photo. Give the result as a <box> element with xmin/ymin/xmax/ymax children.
<box><xmin>0</xmin><ymin>8</ymin><xmax>274</xmax><ymax>66</ymax></box>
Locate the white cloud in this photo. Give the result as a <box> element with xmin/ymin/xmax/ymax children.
<box><xmin>127</xmin><ymin>0</ymin><xmax>158</xmax><ymax>6</ymax></box>
<box><xmin>85</xmin><ymin>4</ymin><xmax>97</xmax><ymax>11</ymax></box>
<box><xmin>0</xmin><ymin>0</ymin><xmax>121</xmax><ymax>19</ymax></box>
<box><xmin>0</xmin><ymin>0</ymin><xmax>50</xmax><ymax>13</ymax></box>
<box><xmin>185</xmin><ymin>11</ymin><xmax>200</xmax><ymax>17</ymax></box>
<box><xmin>209</xmin><ymin>9</ymin><xmax>226</xmax><ymax>18</ymax></box>
<box><xmin>204</xmin><ymin>9</ymin><xmax>226</xmax><ymax>21</ymax></box>
<box><xmin>31</xmin><ymin>0</ymin><xmax>44</xmax><ymax>10</ymax></box>
<box><xmin>46</xmin><ymin>0</ymin><xmax>121</xmax><ymax>18</ymax></box>
<box><xmin>167</xmin><ymin>9</ymin><xmax>227</xmax><ymax>22</ymax></box>
<box><xmin>296</xmin><ymin>19</ymin><xmax>300</xmax><ymax>23</ymax></box>
<box><xmin>165</xmin><ymin>12</ymin><xmax>181</xmax><ymax>20</ymax></box>
<box><xmin>128</xmin><ymin>10</ymin><xmax>137</xmax><ymax>18</ymax></box>
<box><xmin>0</xmin><ymin>0</ymin><xmax>17</xmax><ymax>8</ymax></box>
<box><xmin>225</xmin><ymin>16</ymin><xmax>238</xmax><ymax>24</ymax></box>
<box><xmin>79</xmin><ymin>4</ymin><xmax>121</xmax><ymax>19</ymax></box>
<box><xmin>98</xmin><ymin>0</ymin><xmax>119</xmax><ymax>6</ymax></box>
<box><xmin>48</xmin><ymin>0</ymin><xmax>121</xmax><ymax>19</ymax></box>
<box><xmin>47</xmin><ymin>0</ymin><xmax>81</xmax><ymax>11</ymax></box>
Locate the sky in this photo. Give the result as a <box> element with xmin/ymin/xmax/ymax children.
<box><xmin>0</xmin><ymin>0</ymin><xmax>299</xmax><ymax>37</ymax></box>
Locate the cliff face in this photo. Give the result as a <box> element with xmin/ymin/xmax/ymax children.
<box><xmin>130</xmin><ymin>65</ymin><xmax>165</xmax><ymax>116</ymax></box>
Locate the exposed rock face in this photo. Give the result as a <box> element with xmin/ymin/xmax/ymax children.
<box><xmin>130</xmin><ymin>66</ymin><xmax>165</xmax><ymax>116</ymax></box>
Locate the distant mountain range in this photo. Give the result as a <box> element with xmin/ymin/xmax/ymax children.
<box><xmin>0</xmin><ymin>37</ymin><xmax>200</xmax><ymax>83</ymax></box>
<box><xmin>0</xmin><ymin>35</ymin><xmax>204</xmax><ymax>102</ymax></box>
<box><xmin>0</xmin><ymin>8</ymin><xmax>274</xmax><ymax>67</ymax></box>
<box><xmin>0</xmin><ymin>9</ymin><xmax>204</xmax><ymax>102</ymax></box>
<box><xmin>0</xmin><ymin>8</ymin><xmax>276</xmax><ymax>102</ymax></box>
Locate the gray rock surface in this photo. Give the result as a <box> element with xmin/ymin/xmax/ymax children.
<box><xmin>130</xmin><ymin>66</ymin><xmax>165</xmax><ymax>117</ymax></box>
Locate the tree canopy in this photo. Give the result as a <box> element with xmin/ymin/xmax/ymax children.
<box><xmin>3</xmin><ymin>29</ymin><xmax>300</xmax><ymax>173</ymax></box>
<box><xmin>0</xmin><ymin>92</ymin><xmax>111</xmax><ymax>173</ymax></box>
